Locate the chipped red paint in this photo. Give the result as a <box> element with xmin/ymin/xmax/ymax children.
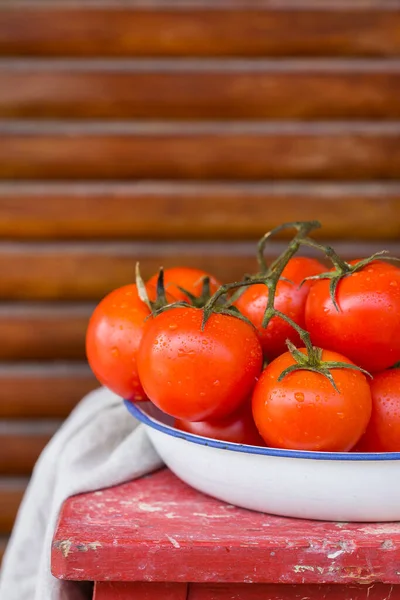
<box><xmin>52</xmin><ymin>468</ymin><xmax>400</xmax><ymax>596</ymax></box>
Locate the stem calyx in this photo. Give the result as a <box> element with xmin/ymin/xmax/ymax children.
<box><xmin>279</xmin><ymin>341</ymin><xmax>372</xmax><ymax>393</ymax></box>
<box><xmin>136</xmin><ymin>264</ymin><xmax>218</xmax><ymax>318</ymax></box>
<box><xmin>136</xmin><ymin>263</ymin><xmax>182</xmax><ymax>314</ymax></box>
<box><xmin>176</xmin><ymin>276</ymin><xmax>215</xmax><ymax>308</ymax></box>
<box><xmin>300</xmin><ymin>250</ymin><xmax>397</xmax><ymax>312</ymax></box>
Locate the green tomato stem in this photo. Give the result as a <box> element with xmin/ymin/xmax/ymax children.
<box><xmin>203</xmin><ymin>220</ymin><xmax>320</xmax><ymax>342</ymax></box>
<box><xmin>203</xmin><ymin>220</ymin><xmax>375</xmax><ymax>392</ymax></box>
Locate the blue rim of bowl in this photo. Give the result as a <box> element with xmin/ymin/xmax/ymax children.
<box><xmin>124</xmin><ymin>400</ymin><xmax>400</xmax><ymax>462</ymax></box>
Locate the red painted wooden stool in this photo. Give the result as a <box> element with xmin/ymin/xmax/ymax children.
<box><xmin>52</xmin><ymin>468</ymin><xmax>400</xmax><ymax>599</ymax></box>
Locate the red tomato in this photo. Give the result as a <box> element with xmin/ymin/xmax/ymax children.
<box><xmin>86</xmin><ymin>284</ymin><xmax>168</xmax><ymax>402</ymax></box>
<box><xmin>356</xmin><ymin>369</ymin><xmax>400</xmax><ymax>452</ymax></box>
<box><xmin>234</xmin><ymin>257</ymin><xmax>326</xmax><ymax>360</ymax></box>
<box><xmin>174</xmin><ymin>401</ymin><xmax>265</xmax><ymax>446</ymax></box>
<box><xmin>137</xmin><ymin>307</ymin><xmax>263</xmax><ymax>421</ymax></box>
<box><xmin>252</xmin><ymin>348</ymin><xmax>372</xmax><ymax>452</ymax></box>
<box><xmin>305</xmin><ymin>262</ymin><xmax>400</xmax><ymax>373</ymax></box>
<box><xmin>147</xmin><ymin>267</ymin><xmax>221</xmax><ymax>303</ymax></box>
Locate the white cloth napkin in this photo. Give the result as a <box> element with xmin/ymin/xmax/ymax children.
<box><xmin>0</xmin><ymin>387</ymin><xmax>163</xmax><ymax>600</ymax></box>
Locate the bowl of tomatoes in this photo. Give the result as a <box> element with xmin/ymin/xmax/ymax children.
<box><xmin>86</xmin><ymin>221</ymin><xmax>400</xmax><ymax>522</ymax></box>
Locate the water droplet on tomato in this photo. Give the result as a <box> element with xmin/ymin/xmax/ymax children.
<box><xmin>295</xmin><ymin>392</ymin><xmax>304</xmax><ymax>403</ymax></box>
<box><xmin>169</xmin><ymin>323</ymin><xmax>178</xmax><ymax>330</ymax></box>
<box><xmin>200</xmin><ymin>392</ymin><xmax>206</xmax><ymax>397</ymax></box>
<box><xmin>213</xmin><ymin>380</ymin><xmax>220</xmax><ymax>386</ymax></box>
<box><xmin>390</xmin><ymin>281</ymin><xmax>398</xmax><ymax>287</ymax></box>
<box><xmin>111</xmin><ymin>347</ymin><xmax>119</xmax><ymax>357</ymax></box>
<box><xmin>337</xmin><ymin>412</ymin><xmax>345</xmax><ymax>419</ymax></box>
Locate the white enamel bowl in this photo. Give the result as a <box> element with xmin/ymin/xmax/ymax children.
<box><xmin>125</xmin><ymin>401</ymin><xmax>400</xmax><ymax>522</ymax></box>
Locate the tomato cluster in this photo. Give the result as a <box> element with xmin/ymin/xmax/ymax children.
<box><xmin>86</xmin><ymin>223</ymin><xmax>400</xmax><ymax>454</ymax></box>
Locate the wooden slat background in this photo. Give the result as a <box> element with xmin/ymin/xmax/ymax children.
<box><xmin>0</xmin><ymin>422</ymin><xmax>60</xmax><ymax>476</ymax></box>
<box><xmin>1</xmin><ymin>60</ymin><xmax>400</xmax><ymax>120</ymax></box>
<box><xmin>0</xmin><ymin>364</ymin><xmax>97</xmax><ymax>418</ymax></box>
<box><xmin>1</xmin><ymin>2</ymin><xmax>400</xmax><ymax>58</ymax></box>
<box><xmin>1</xmin><ymin>0</ymin><xmax>400</xmax><ymax>562</ymax></box>
<box><xmin>2</xmin><ymin>122</ymin><xmax>400</xmax><ymax>180</ymax></box>
<box><xmin>0</xmin><ymin>479</ymin><xmax>27</xmax><ymax>534</ymax></box>
<box><xmin>0</xmin><ymin>538</ymin><xmax>7</xmax><ymax>563</ymax></box>
<box><xmin>1</xmin><ymin>182</ymin><xmax>400</xmax><ymax>240</ymax></box>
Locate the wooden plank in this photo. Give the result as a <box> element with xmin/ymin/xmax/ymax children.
<box><xmin>188</xmin><ymin>583</ymin><xmax>400</xmax><ymax>599</ymax></box>
<box><xmin>1</xmin><ymin>3</ymin><xmax>400</xmax><ymax>58</ymax></box>
<box><xmin>52</xmin><ymin>468</ymin><xmax>400</xmax><ymax>584</ymax></box>
<box><xmin>0</xmin><ymin>421</ymin><xmax>59</xmax><ymax>475</ymax></box>
<box><xmin>2</xmin><ymin>240</ymin><xmax>400</xmax><ymax>301</ymax></box>
<box><xmin>0</xmin><ymin>304</ymin><xmax>92</xmax><ymax>360</ymax></box>
<box><xmin>1</xmin><ymin>182</ymin><xmax>400</xmax><ymax>241</ymax></box>
<box><xmin>1</xmin><ymin>122</ymin><xmax>399</xmax><ymax>181</ymax></box>
<box><xmin>1</xmin><ymin>60</ymin><xmax>400</xmax><ymax>119</ymax></box>
<box><xmin>0</xmin><ymin>364</ymin><xmax>98</xmax><ymax>417</ymax></box>
<box><xmin>0</xmin><ymin>478</ymin><xmax>27</xmax><ymax>534</ymax></box>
